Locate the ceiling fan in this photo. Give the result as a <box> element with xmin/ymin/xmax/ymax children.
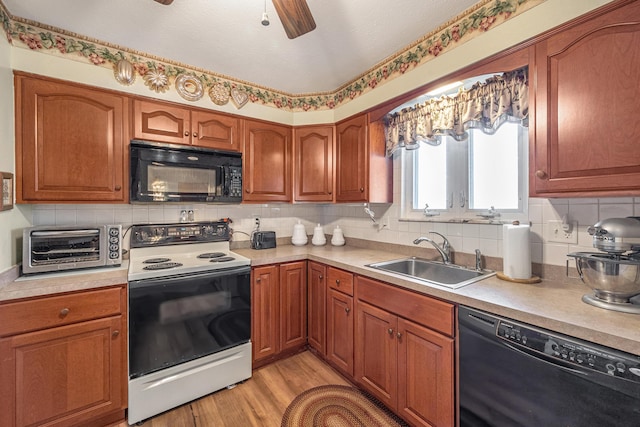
<box><xmin>153</xmin><ymin>0</ymin><xmax>316</xmax><ymax>39</ymax></box>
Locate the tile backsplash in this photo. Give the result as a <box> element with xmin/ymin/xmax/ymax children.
<box><xmin>30</xmin><ymin>197</ymin><xmax>639</xmax><ymax>268</ymax></box>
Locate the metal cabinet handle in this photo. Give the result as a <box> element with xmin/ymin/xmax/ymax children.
<box><xmin>335</xmin><ymin>279</ymin><xmax>340</xmax><ymax>285</ymax></box>
<box><xmin>388</xmin><ymin>328</ymin><xmax>394</xmax><ymax>335</ymax></box>
<box><xmin>184</xmin><ymin>131</ymin><xmax>190</xmax><ymax>136</ymax></box>
<box><xmin>193</xmin><ymin>132</ymin><xmax>198</xmax><ymax>138</ymax></box>
<box><xmin>112</xmin><ymin>330</ymin><xmax>120</xmax><ymax>337</ymax></box>
<box><xmin>396</xmin><ymin>332</ymin><xmax>402</xmax><ymax>339</ymax></box>
<box><xmin>60</xmin><ymin>308</ymin><xmax>70</xmax><ymax>317</ymax></box>
<box><xmin>360</xmin><ymin>187</ymin><xmax>364</xmax><ymax>192</ymax></box>
<box><xmin>345</xmin><ymin>307</ymin><xmax>350</xmax><ymax>314</ymax></box>
<box><xmin>319</xmin><ymin>275</ymin><xmax>323</xmax><ymax>280</ymax></box>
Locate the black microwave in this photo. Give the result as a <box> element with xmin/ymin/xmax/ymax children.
<box><xmin>130</xmin><ymin>140</ymin><xmax>243</xmax><ymax>203</ymax></box>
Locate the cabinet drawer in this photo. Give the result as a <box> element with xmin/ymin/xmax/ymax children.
<box><xmin>0</xmin><ymin>287</ymin><xmax>123</xmax><ymax>337</ymax></box>
<box><xmin>355</xmin><ymin>276</ymin><xmax>454</xmax><ymax>337</ymax></box>
<box><xmin>327</xmin><ymin>267</ymin><xmax>354</xmax><ymax>296</ymax></box>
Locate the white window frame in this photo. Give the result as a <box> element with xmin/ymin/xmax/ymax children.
<box><xmin>400</xmin><ymin>124</ymin><xmax>529</xmax><ymax>224</ymax></box>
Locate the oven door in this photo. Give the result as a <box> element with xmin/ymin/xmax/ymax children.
<box><xmin>128</xmin><ymin>266</ymin><xmax>251</xmax><ymax>379</ymax></box>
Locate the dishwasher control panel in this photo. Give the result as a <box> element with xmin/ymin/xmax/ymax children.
<box><xmin>497</xmin><ymin>320</ymin><xmax>640</xmax><ymax>383</ymax></box>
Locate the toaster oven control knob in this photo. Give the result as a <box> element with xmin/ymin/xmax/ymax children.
<box><xmin>109</xmin><ymin>228</ymin><xmax>119</xmax><ymax>237</ymax></box>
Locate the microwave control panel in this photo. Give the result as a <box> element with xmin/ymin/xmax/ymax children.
<box><xmin>226</xmin><ymin>166</ymin><xmax>243</xmax><ymax>198</ymax></box>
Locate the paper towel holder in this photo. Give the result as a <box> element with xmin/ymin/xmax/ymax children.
<box><xmin>498</xmin><ymin>221</ymin><xmax>541</xmax><ymax>284</ymax></box>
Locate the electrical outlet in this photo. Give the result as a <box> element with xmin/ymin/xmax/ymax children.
<box><xmin>547</xmin><ymin>220</ymin><xmax>578</xmax><ymax>244</ymax></box>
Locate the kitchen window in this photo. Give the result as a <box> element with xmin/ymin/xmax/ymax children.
<box><xmin>401</xmin><ymin>122</ymin><xmax>528</xmax><ymax>222</ymax></box>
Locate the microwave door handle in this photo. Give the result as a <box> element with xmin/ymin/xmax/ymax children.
<box><xmin>31</xmin><ymin>230</ymin><xmax>101</xmax><ymax>237</ymax></box>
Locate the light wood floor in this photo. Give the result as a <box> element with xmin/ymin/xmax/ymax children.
<box><xmin>116</xmin><ymin>351</ymin><xmax>351</xmax><ymax>427</ymax></box>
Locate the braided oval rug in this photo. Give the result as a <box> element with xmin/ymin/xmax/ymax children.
<box><xmin>281</xmin><ymin>385</ymin><xmax>409</xmax><ymax>427</ymax></box>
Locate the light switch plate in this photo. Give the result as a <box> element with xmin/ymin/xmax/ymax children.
<box><xmin>547</xmin><ymin>220</ymin><xmax>578</xmax><ymax>244</ymax></box>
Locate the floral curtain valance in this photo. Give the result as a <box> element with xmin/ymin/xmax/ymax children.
<box><xmin>384</xmin><ymin>66</ymin><xmax>529</xmax><ymax>156</ymax></box>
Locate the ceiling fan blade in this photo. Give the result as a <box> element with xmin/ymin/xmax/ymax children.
<box><xmin>272</xmin><ymin>0</ymin><xmax>316</xmax><ymax>39</ymax></box>
<box><xmin>153</xmin><ymin>0</ymin><xmax>174</xmax><ymax>5</ymax></box>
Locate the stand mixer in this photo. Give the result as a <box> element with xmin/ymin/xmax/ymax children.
<box><xmin>568</xmin><ymin>217</ymin><xmax>640</xmax><ymax>314</ymax></box>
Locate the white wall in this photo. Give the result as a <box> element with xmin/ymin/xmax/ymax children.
<box><xmin>3</xmin><ymin>0</ymin><xmax>622</xmax><ymax>273</ymax></box>
<box><xmin>0</xmin><ymin>34</ymin><xmax>31</xmax><ymax>273</ymax></box>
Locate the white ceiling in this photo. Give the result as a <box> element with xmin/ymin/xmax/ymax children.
<box><xmin>3</xmin><ymin>0</ymin><xmax>480</xmax><ymax>95</ymax></box>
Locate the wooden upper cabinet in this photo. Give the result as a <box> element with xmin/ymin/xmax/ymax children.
<box><xmin>15</xmin><ymin>73</ymin><xmax>127</xmax><ymax>203</ymax></box>
<box><xmin>243</xmin><ymin>119</ymin><xmax>292</xmax><ymax>202</ymax></box>
<box><xmin>133</xmin><ymin>99</ymin><xmax>190</xmax><ymax>145</ymax></box>
<box><xmin>335</xmin><ymin>114</ymin><xmax>392</xmax><ymax>203</ymax></box>
<box><xmin>531</xmin><ymin>0</ymin><xmax>640</xmax><ymax>197</ymax></box>
<box><xmin>133</xmin><ymin>99</ymin><xmax>240</xmax><ymax>151</ymax></box>
<box><xmin>294</xmin><ymin>125</ymin><xmax>334</xmax><ymax>202</ymax></box>
<box><xmin>192</xmin><ymin>110</ymin><xmax>240</xmax><ymax>151</ymax></box>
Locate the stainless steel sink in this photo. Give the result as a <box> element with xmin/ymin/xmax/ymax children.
<box><xmin>366</xmin><ymin>257</ymin><xmax>495</xmax><ymax>289</ymax></box>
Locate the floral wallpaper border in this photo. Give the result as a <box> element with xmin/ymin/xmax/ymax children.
<box><xmin>0</xmin><ymin>0</ymin><xmax>545</xmax><ymax>112</ymax></box>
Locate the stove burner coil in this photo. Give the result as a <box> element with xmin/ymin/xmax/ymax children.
<box><xmin>142</xmin><ymin>262</ymin><xmax>183</xmax><ymax>270</ymax></box>
<box><xmin>210</xmin><ymin>256</ymin><xmax>235</xmax><ymax>263</ymax></box>
<box><xmin>143</xmin><ymin>257</ymin><xmax>172</xmax><ymax>264</ymax></box>
<box><xmin>197</xmin><ymin>252</ymin><xmax>227</xmax><ymax>259</ymax></box>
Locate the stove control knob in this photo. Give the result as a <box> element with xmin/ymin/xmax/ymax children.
<box><xmin>203</xmin><ymin>226</ymin><xmax>214</xmax><ymax>235</ymax></box>
<box><xmin>576</xmin><ymin>354</ymin><xmax>585</xmax><ymax>364</ymax></box>
<box><xmin>616</xmin><ymin>362</ymin><xmax>626</xmax><ymax>373</ymax></box>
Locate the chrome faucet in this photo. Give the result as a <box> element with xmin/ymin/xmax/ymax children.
<box><xmin>413</xmin><ymin>231</ymin><xmax>451</xmax><ymax>264</ymax></box>
<box><xmin>475</xmin><ymin>249</ymin><xmax>482</xmax><ymax>271</ymax></box>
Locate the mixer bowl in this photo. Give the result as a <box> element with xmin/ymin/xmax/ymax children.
<box><xmin>568</xmin><ymin>252</ymin><xmax>640</xmax><ymax>303</ymax></box>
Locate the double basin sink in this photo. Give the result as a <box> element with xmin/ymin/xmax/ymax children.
<box><xmin>367</xmin><ymin>257</ymin><xmax>495</xmax><ymax>289</ymax></box>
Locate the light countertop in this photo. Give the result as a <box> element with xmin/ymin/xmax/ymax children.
<box><xmin>2</xmin><ymin>245</ymin><xmax>639</xmax><ymax>356</ymax></box>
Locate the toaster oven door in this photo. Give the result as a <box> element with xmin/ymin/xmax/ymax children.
<box><xmin>24</xmin><ymin>228</ymin><xmax>106</xmax><ymax>273</ymax></box>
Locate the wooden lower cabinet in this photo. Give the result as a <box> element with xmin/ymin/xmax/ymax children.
<box><xmin>252</xmin><ymin>261</ymin><xmax>307</xmax><ymax>367</ymax></box>
<box><xmin>355</xmin><ymin>276</ymin><xmax>455</xmax><ymax>427</ymax></box>
<box><xmin>326</xmin><ymin>288</ymin><xmax>354</xmax><ymax>376</ymax></box>
<box><xmin>325</xmin><ymin>266</ymin><xmax>355</xmax><ymax>376</ymax></box>
<box><xmin>307</xmin><ymin>261</ymin><xmax>326</xmax><ymax>354</ymax></box>
<box><xmin>0</xmin><ymin>286</ymin><xmax>127</xmax><ymax>427</ymax></box>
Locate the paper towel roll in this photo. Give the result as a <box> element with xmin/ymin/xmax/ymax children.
<box><xmin>502</xmin><ymin>224</ymin><xmax>531</xmax><ymax>280</ymax></box>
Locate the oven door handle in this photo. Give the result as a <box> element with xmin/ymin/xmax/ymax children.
<box><xmin>128</xmin><ymin>265</ymin><xmax>251</xmax><ymax>289</ymax></box>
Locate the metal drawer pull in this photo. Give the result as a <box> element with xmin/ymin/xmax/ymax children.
<box><xmin>319</xmin><ymin>275</ymin><xmax>323</xmax><ymax>280</ymax></box>
<box><xmin>345</xmin><ymin>307</ymin><xmax>350</xmax><ymax>313</ymax></box>
<box><xmin>397</xmin><ymin>332</ymin><xmax>402</xmax><ymax>339</ymax></box>
<box><xmin>60</xmin><ymin>308</ymin><xmax>70</xmax><ymax>317</ymax></box>
<box><xmin>388</xmin><ymin>328</ymin><xmax>394</xmax><ymax>335</ymax></box>
<box><xmin>335</xmin><ymin>279</ymin><xmax>340</xmax><ymax>285</ymax></box>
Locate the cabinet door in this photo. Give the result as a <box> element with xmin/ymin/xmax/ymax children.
<box><xmin>355</xmin><ymin>300</ymin><xmax>397</xmax><ymax>410</ymax></box>
<box><xmin>397</xmin><ymin>318</ymin><xmax>454</xmax><ymax>427</ymax></box>
<box><xmin>251</xmin><ymin>265</ymin><xmax>279</xmax><ymax>363</ymax></box>
<box><xmin>192</xmin><ymin>110</ymin><xmax>240</xmax><ymax>151</ymax></box>
<box><xmin>0</xmin><ymin>316</ymin><xmax>124</xmax><ymax>427</ymax></box>
<box><xmin>531</xmin><ymin>1</ymin><xmax>640</xmax><ymax>196</ymax></box>
<box><xmin>307</xmin><ymin>261</ymin><xmax>326</xmax><ymax>354</ymax></box>
<box><xmin>15</xmin><ymin>75</ymin><xmax>127</xmax><ymax>202</ymax></box>
<box><xmin>243</xmin><ymin>120</ymin><xmax>292</xmax><ymax>202</ymax></box>
<box><xmin>279</xmin><ymin>261</ymin><xmax>307</xmax><ymax>352</ymax></box>
<box><xmin>326</xmin><ymin>288</ymin><xmax>354</xmax><ymax>377</ymax></box>
<box><xmin>335</xmin><ymin>114</ymin><xmax>368</xmax><ymax>202</ymax></box>
<box><xmin>133</xmin><ymin>99</ymin><xmax>191</xmax><ymax>145</ymax></box>
<box><xmin>294</xmin><ymin>126</ymin><xmax>334</xmax><ymax>202</ymax></box>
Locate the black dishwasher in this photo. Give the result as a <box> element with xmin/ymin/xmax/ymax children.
<box><xmin>459</xmin><ymin>306</ymin><xmax>640</xmax><ymax>426</ymax></box>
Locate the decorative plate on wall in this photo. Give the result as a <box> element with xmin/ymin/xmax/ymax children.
<box><xmin>209</xmin><ymin>83</ymin><xmax>229</xmax><ymax>105</ymax></box>
<box><xmin>175</xmin><ymin>74</ymin><xmax>204</xmax><ymax>101</ymax></box>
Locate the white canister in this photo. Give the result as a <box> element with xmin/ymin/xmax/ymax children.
<box><xmin>331</xmin><ymin>226</ymin><xmax>345</xmax><ymax>246</ymax></box>
<box><xmin>312</xmin><ymin>224</ymin><xmax>326</xmax><ymax>246</ymax></box>
<box><xmin>292</xmin><ymin>221</ymin><xmax>308</xmax><ymax>246</ymax></box>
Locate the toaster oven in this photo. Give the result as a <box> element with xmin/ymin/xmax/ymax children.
<box><xmin>22</xmin><ymin>224</ymin><xmax>122</xmax><ymax>274</ymax></box>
